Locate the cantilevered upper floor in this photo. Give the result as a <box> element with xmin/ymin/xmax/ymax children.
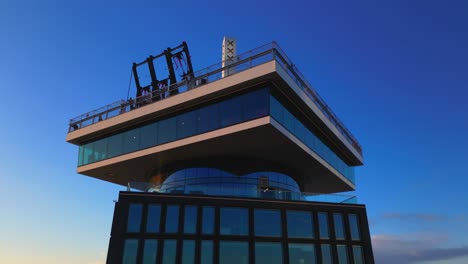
<box><xmin>65</xmin><ymin>42</ymin><xmax>363</xmax><ymax>193</ymax></box>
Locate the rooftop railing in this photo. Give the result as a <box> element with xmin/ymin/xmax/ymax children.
<box><xmin>68</xmin><ymin>42</ymin><xmax>362</xmax><ymax>155</ymax></box>
<box><xmin>127</xmin><ymin>182</ymin><xmax>357</xmax><ymax>204</ymax></box>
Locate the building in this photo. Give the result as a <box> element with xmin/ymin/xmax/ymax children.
<box><xmin>66</xmin><ymin>39</ymin><xmax>374</xmax><ymax>264</ymax></box>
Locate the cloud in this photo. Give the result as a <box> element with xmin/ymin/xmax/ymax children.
<box><xmin>373</xmin><ymin>234</ymin><xmax>468</xmax><ymax>264</ymax></box>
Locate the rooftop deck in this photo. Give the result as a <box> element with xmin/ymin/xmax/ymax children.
<box><xmin>67</xmin><ymin>42</ymin><xmax>362</xmax><ymax>156</ymax></box>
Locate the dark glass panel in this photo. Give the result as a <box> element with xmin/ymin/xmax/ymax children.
<box><xmin>82</xmin><ymin>142</ymin><xmax>94</xmax><ymax>164</ymax></box>
<box><xmin>243</xmin><ymin>88</ymin><xmax>269</xmax><ymax>120</ymax></box>
<box><xmin>334</xmin><ymin>213</ymin><xmax>345</xmax><ymax>240</ymax></box>
<box><xmin>353</xmin><ymin>246</ymin><xmax>365</xmax><ymax>264</ymax></box>
<box><xmin>196</xmin><ymin>103</ymin><xmax>219</xmax><ymax>134</ymax></box>
<box><xmin>123</xmin><ymin>128</ymin><xmax>140</xmax><ymax>153</ymax></box>
<box><xmin>201</xmin><ymin>240</ymin><xmax>214</xmax><ymax>264</ymax></box>
<box><xmin>349</xmin><ymin>214</ymin><xmax>361</xmax><ymax>240</ymax></box>
<box><xmin>255</xmin><ymin>242</ymin><xmax>283</xmax><ymax>264</ymax></box>
<box><xmin>202</xmin><ymin>206</ymin><xmax>215</xmax><ymax>235</ymax></box>
<box><xmin>254</xmin><ymin>209</ymin><xmax>281</xmax><ymax>237</ymax></box>
<box><xmin>122</xmin><ymin>239</ymin><xmax>138</xmax><ymax>264</ymax></box>
<box><xmin>288</xmin><ymin>243</ymin><xmax>316</xmax><ymax>264</ymax></box>
<box><xmin>158</xmin><ymin>117</ymin><xmax>177</xmax><ymax>144</ymax></box>
<box><xmin>219</xmin><ymin>241</ymin><xmax>249</xmax><ymax>264</ymax></box>
<box><xmin>93</xmin><ymin>137</ymin><xmax>107</xmax><ymax>161</ymax></box>
<box><xmin>107</xmin><ymin>134</ymin><xmax>123</xmax><ymax>158</ymax></box>
<box><xmin>127</xmin><ymin>204</ymin><xmax>143</xmax><ymax>233</ymax></box>
<box><xmin>162</xmin><ymin>239</ymin><xmax>177</xmax><ymax>264</ymax></box>
<box><xmin>287</xmin><ymin>211</ymin><xmax>314</xmax><ymax>238</ymax></box>
<box><xmin>146</xmin><ymin>204</ymin><xmax>161</xmax><ymax>233</ymax></box>
<box><xmin>165</xmin><ymin>205</ymin><xmax>179</xmax><ymax>233</ymax></box>
<box><xmin>140</xmin><ymin>122</ymin><xmax>158</xmax><ymax>149</ymax></box>
<box><xmin>337</xmin><ymin>245</ymin><xmax>349</xmax><ymax>264</ymax></box>
<box><xmin>318</xmin><ymin>212</ymin><xmax>330</xmax><ymax>239</ymax></box>
<box><xmin>177</xmin><ymin>111</ymin><xmax>197</xmax><ymax>139</ymax></box>
<box><xmin>182</xmin><ymin>240</ymin><xmax>195</xmax><ymax>264</ymax></box>
<box><xmin>219</xmin><ymin>96</ymin><xmax>242</xmax><ymax>127</ymax></box>
<box><xmin>183</xmin><ymin>205</ymin><xmax>197</xmax><ymax>234</ymax></box>
<box><xmin>269</xmin><ymin>96</ymin><xmax>284</xmax><ymax>123</ymax></box>
<box><xmin>321</xmin><ymin>244</ymin><xmax>332</xmax><ymax>264</ymax></box>
<box><xmin>142</xmin><ymin>239</ymin><xmax>158</xmax><ymax>264</ymax></box>
<box><xmin>220</xmin><ymin>207</ymin><xmax>248</xmax><ymax>235</ymax></box>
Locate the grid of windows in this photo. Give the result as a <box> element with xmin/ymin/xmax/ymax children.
<box><xmin>120</xmin><ymin>203</ymin><xmax>367</xmax><ymax>264</ymax></box>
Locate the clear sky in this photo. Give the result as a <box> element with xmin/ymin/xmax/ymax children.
<box><xmin>1</xmin><ymin>0</ymin><xmax>467</xmax><ymax>263</ymax></box>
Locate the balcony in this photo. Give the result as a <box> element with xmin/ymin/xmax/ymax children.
<box><xmin>67</xmin><ymin>42</ymin><xmax>362</xmax><ymax>157</ymax></box>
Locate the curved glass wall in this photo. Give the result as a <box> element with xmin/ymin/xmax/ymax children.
<box><xmin>270</xmin><ymin>96</ymin><xmax>355</xmax><ymax>183</ymax></box>
<box><xmin>160</xmin><ymin>168</ymin><xmax>300</xmax><ymax>198</ymax></box>
<box><xmin>78</xmin><ymin>88</ymin><xmax>269</xmax><ymax>166</ymax></box>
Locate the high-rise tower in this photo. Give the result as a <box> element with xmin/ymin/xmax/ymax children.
<box><xmin>66</xmin><ymin>40</ymin><xmax>374</xmax><ymax>264</ymax></box>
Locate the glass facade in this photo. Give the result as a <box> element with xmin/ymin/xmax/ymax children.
<box><xmin>220</xmin><ymin>207</ymin><xmax>249</xmax><ymax>235</ymax></box>
<box><xmin>146</xmin><ymin>204</ymin><xmax>161</xmax><ymax>233</ymax></box>
<box><xmin>318</xmin><ymin>212</ymin><xmax>330</xmax><ymax>239</ymax></box>
<box><xmin>337</xmin><ymin>245</ymin><xmax>349</xmax><ymax>264</ymax></box>
<box><xmin>270</xmin><ymin>96</ymin><xmax>355</xmax><ymax>183</ymax></box>
<box><xmin>219</xmin><ymin>241</ymin><xmax>249</xmax><ymax>264</ymax></box>
<box><xmin>127</xmin><ymin>204</ymin><xmax>143</xmax><ymax>233</ymax></box>
<box><xmin>255</xmin><ymin>242</ymin><xmax>283</xmax><ymax>264</ymax></box>
<box><xmin>353</xmin><ymin>246</ymin><xmax>365</xmax><ymax>264</ymax></box>
<box><xmin>183</xmin><ymin>206</ymin><xmax>197</xmax><ymax>234</ymax></box>
<box><xmin>334</xmin><ymin>213</ymin><xmax>345</xmax><ymax>240</ymax></box>
<box><xmin>254</xmin><ymin>209</ymin><xmax>282</xmax><ymax>237</ymax></box>
<box><xmin>201</xmin><ymin>240</ymin><xmax>214</xmax><ymax>264</ymax></box>
<box><xmin>202</xmin><ymin>206</ymin><xmax>215</xmax><ymax>235</ymax></box>
<box><xmin>288</xmin><ymin>243</ymin><xmax>316</xmax><ymax>264</ymax></box>
<box><xmin>162</xmin><ymin>239</ymin><xmax>177</xmax><ymax>264</ymax></box>
<box><xmin>165</xmin><ymin>205</ymin><xmax>180</xmax><ymax>233</ymax></box>
<box><xmin>142</xmin><ymin>239</ymin><xmax>158</xmax><ymax>264</ymax></box>
<box><xmin>182</xmin><ymin>240</ymin><xmax>195</xmax><ymax>264</ymax></box>
<box><xmin>321</xmin><ymin>244</ymin><xmax>332</xmax><ymax>264</ymax></box>
<box><xmin>78</xmin><ymin>88</ymin><xmax>269</xmax><ymax>166</ymax></box>
<box><xmin>122</xmin><ymin>239</ymin><xmax>138</xmax><ymax>264</ymax></box>
<box><xmin>287</xmin><ymin>211</ymin><xmax>314</xmax><ymax>238</ymax></box>
<box><xmin>349</xmin><ymin>214</ymin><xmax>361</xmax><ymax>241</ymax></box>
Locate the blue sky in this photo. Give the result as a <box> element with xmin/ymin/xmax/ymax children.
<box><xmin>1</xmin><ymin>0</ymin><xmax>467</xmax><ymax>263</ymax></box>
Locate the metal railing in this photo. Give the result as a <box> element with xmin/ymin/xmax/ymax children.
<box><xmin>68</xmin><ymin>42</ymin><xmax>362</xmax><ymax>155</ymax></box>
<box><xmin>127</xmin><ymin>182</ymin><xmax>357</xmax><ymax>204</ymax></box>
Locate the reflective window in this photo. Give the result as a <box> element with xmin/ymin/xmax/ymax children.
<box><xmin>201</xmin><ymin>241</ymin><xmax>214</xmax><ymax>264</ymax></box>
<box><xmin>196</xmin><ymin>104</ymin><xmax>218</xmax><ymax>134</ymax></box>
<box><xmin>334</xmin><ymin>213</ymin><xmax>345</xmax><ymax>240</ymax></box>
<box><xmin>146</xmin><ymin>204</ymin><xmax>161</xmax><ymax>233</ymax></box>
<box><xmin>219</xmin><ymin>241</ymin><xmax>249</xmax><ymax>264</ymax></box>
<box><xmin>142</xmin><ymin>239</ymin><xmax>158</xmax><ymax>264</ymax></box>
<box><xmin>182</xmin><ymin>240</ymin><xmax>195</xmax><ymax>264</ymax></box>
<box><xmin>123</xmin><ymin>128</ymin><xmax>140</xmax><ymax>153</ymax></box>
<box><xmin>140</xmin><ymin>122</ymin><xmax>158</xmax><ymax>149</ymax></box>
<box><xmin>220</xmin><ymin>207</ymin><xmax>249</xmax><ymax>235</ymax></box>
<box><xmin>184</xmin><ymin>205</ymin><xmax>197</xmax><ymax>234</ymax></box>
<box><xmin>243</xmin><ymin>88</ymin><xmax>269</xmax><ymax>120</ymax></box>
<box><xmin>127</xmin><ymin>204</ymin><xmax>143</xmax><ymax>233</ymax></box>
<box><xmin>254</xmin><ymin>209</ymin><xmax>281</xmax><ymax>237</ymax></box>
<box><xmin>289</xmin><ymin>243</ymin><xmax>316</xmax><ymax>264</ymax></box>
<box><xmin>219</xmin><ymin>96</ymin><xmax>242</xmax><ymax>127</ymax></box>
<box><xmin>255</xmin><ymin>242</ymin><xmax>283</xmax><ymax>264</ymax></box>
<box><xmin>337</xmin><ymin>245</ymin><xmax>349</xmax><ymax>264</ymax></box>
<box><xmin>202</xmin><ymin>206</ymin><xmax>215</xmax><ymax>234</ymax></box>
<box><xmin>177</xmin><ymin>111</ymin><xmax>197</xmax><ymax>139</ymax></box>
<box><xmin>287</xmin><ymin>211</ymin><xmax>314</xmax><ymax>238</ymax></box>
<box><xmin>318</xmin><ymin>212</ymin><xmax>330</xmax><ymax>239</ymax></box>
<box><xmin>93</xmin><ymin>138</ymin><xmax>107</xmax><ymax>161</ymax></box>
<box><xmin>349</xmin><ymin>214</ymin><xmax>361</xmax><ymax>240</ymax></box>
<box><xmin>162</xmin><ymin>239</ymin><xmax>177</xmax><ymax>264</ymax></box>
<box><xmin>353</xmin><ymin>246</ymin><xmax>365</xmax><ymax>264</ymax></box>
<box><xmin>107</xmin><ymin>134</ymin><xmax>122</xmax><ymax>158</ymax></box>
<box><xmin>321</xmin><ymin>244</ymin><xmax>332</xmax><ymax>264</ymax></box>
<box><xmin>158</xmin><ymin>117</ymin><xmax>177</xmax><ymax>144</ymax></box>
<box><xmin>165</xmin><ymin>205</ymin><xmax>179</xmax><ymax>233</ymax></box>
<box><xmin>122</xmin><ymin>239</ymin><xmax>138</xmax><ymax>264</ymax></box>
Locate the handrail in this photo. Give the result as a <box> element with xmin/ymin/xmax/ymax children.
<box><xmin>67</xmin><ymin>42</ymin><xmax>362</xmax><ymax>155</ymax></box>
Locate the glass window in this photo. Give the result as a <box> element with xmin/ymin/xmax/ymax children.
<box><xmin>219</xmin><ymin>241</ymin><xmax>249</xmax><ymax>264</ymax></box>
<box><xmin>82</xmin><ymin>142</ymin><xmax>94</xmax><ymax>164</ymax></box>
<box><xmin>196</xmin><ymin>104</ymin><xmax>219</xmax><ymax>134</ymax></box>
<box><xmin>353</xmin><ymin>246</ymin><xmax>365</xmax><ymax>264</ymax></box>
<box><xmin>201</xmin><ymin>240</ymin><xmax>213</xmax><ymax>264</ymax></box>
<box><xmin>334</xmin><ymin>213</ymin><xmax>345</xmax><ymax>240</ymax></box>
<box><xmin>78</xmin><ymin>145</ymin><xmax>85</xmax><ymax>166</ymax></box>
<box><xmin>255</xmin><ymin>242</ymin><xmax>282</xmax><ymax>264</ymax></box>
<box><xmin>162</xmin><ymin>239</ymin><xmax>177</xmax><ymax>264</ymax></box>
<box><xmin>146</xmin><ymin>204</ymin><xmax>161</xmax><ymax>233</ymax></box>
<box><xmin>93</xmin><ymin>137</ymin><xmax>107</xmax><ymax>161</ymax></box>
<box><xmin>177</xmin><ymin>111</ymin><xmax>197</xmax><ymax>139</ymax></box>
<box><xmin>321</xmin><ymin>244</ymin><xmax>332</xmax><ymax>264</ymax></box>
<box><xmin>243</xmin><ymin>88</ymin><xmax>269</xmax><ymax>120</ymax></box>
<box><xmin>184</xmin><ymin>205</ymin><xmax>197</xmax><ymax>234</ymax></box>
<box><xmin>122</xmin><ymin>239</ymin><xmax>138</xmax><ymax>264</ymax></box>
<box><xmin>349</xmin><ymin>214</ymin><xmax>361</xmax><ymax>240</ymax></box>
<box><xmin>123</xmin><ymin>128</ymin><xmax>140</xmax><ymax>153</ymax></box>
<box><xmin>182</xmin><ymin>240</ymin><xmax>195</xmax><ymax>264</ymax></box>
<box><xmin>202</xmin><ymin>206</ymin><xmax>215</xmax><ymax>235</ymax></box>
<box><xmin>107</xmin><ymin>134</ymin><xmax>123</xmax><ymax>158</ymax></box>
<box><xmin>158</xmin><ymin>117</ymin><xmax>177</xmax><ymax>144</ymax></box>
<box><xmin>140</xmin><ymin>122</ymin><xmax>158</xmax><ymax>149</ymax></box>
<box><xmin>288</xmin><ymin>243</ymin><xmax>316</xmax><ymax>264</ymax></box>
<box><xmin>127</xmin><ymin>204</ymin><xmax>143</xmax><ymax>233</ymax></box>
<box><xmin>318</xmin><ymin>212</ymin><xmax>330</xmax><ymax>239</ymax></box>
<box><xmin>220</xmin><ymin>207</ymin><xmax>248</xmax><ymax>235</ymax></box>
<box><xmin>142</xmin><ymin>239</ymin><xmax>158</xmax><ymax>264</ymax></box>
<box><xmin>165</xmin><ymin>205</ymin><xmax>179</xmax><ymax>233</ymax></box>
<box><xmin>219</xmin><ymin>96</ymin><xmax>242</xmax><ymax>127</ymax></box>
<box><xmin>254</xmin><ymin>209</ymin><xmax>281</xmax><ymax>237</ymax></box>
<box><xmin>337</xmin><ymin>245</ymin><xmax>349</xmax><ymax>264</ymax></box>
<box><xmin>287</xmin><ymin>211</ymin><xmax>314</xmax><ymax>238</ymax></box>
<box><xmin>269</xmin><ymin>96</ymin><xmax>284</xmax><ymax>123</ymax></box>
